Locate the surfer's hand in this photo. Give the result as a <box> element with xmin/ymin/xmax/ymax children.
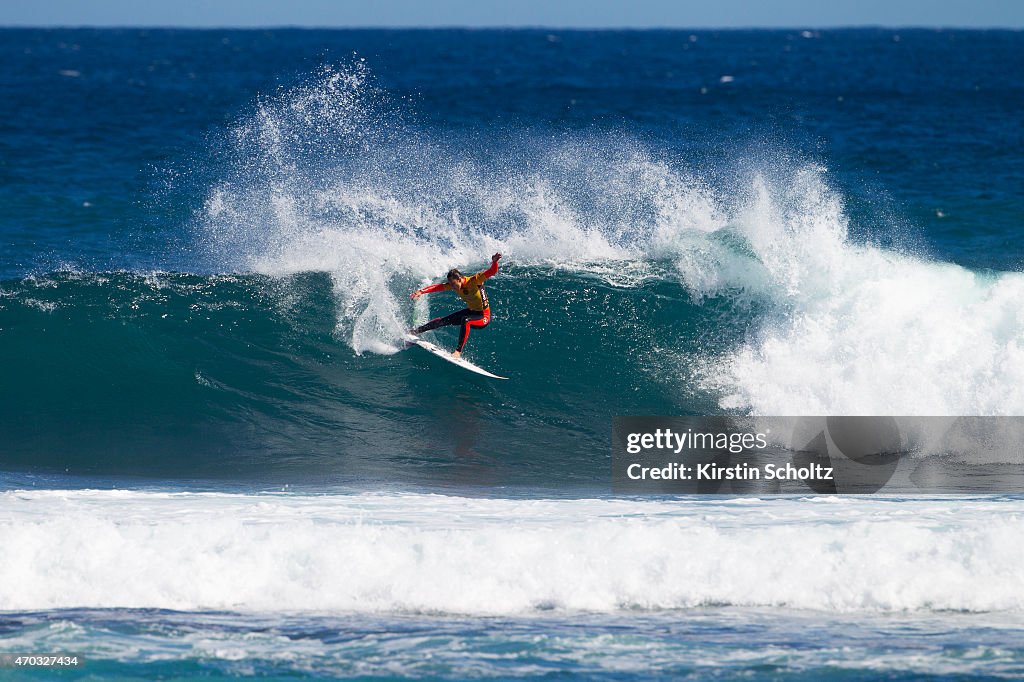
<box><xmin>492</xmin><ymin>252</ymin><xmax>502</xmax><ymax>262</ymax></box>
<box><xmin>410</xmin><ymin>291</ymin><xmax>421</xmax><ymax>300</ymax></box>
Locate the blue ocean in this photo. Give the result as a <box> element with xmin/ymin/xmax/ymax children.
<box><xmin>2</xmin><ymin>28</ymin><xmax>1024</xmax><ymax>680</ymax></box>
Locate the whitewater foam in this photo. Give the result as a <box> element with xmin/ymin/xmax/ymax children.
<box><xmin>704</xmin><ymin>170</ymin><xmax>1024</xmax><ymax>415</ymax></box>
<box><xmin>2</xmin><ymin>490</ymin><xmax>1023</xmax><ymax>614</ymax></box>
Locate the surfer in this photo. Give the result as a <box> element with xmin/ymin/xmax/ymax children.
<box><xmin>410</xmin><ymin>252</ymin><xmax>502</xmax><ymax>358</ymax></box>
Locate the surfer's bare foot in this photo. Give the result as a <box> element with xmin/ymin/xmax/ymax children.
<box><xmin>451</xmin><ymin>350</ymin><xmax>461</xmax><ymax>359</ymax></box>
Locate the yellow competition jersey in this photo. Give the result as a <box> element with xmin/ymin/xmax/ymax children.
<box><xmin>454</xmin><ymin>270</ymin><xmax>490</xmax><ymax>311</ymax></box>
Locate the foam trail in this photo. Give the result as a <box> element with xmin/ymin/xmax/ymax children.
<box><xmin>3</xmin><ymin>490</ymin><xmax>1024</xmax><ymax>614</ymax></box>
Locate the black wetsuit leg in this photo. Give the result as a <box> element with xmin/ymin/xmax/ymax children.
<box><xmin>414</xmin><ymin>308</ymin><xmax>483</xmax><ymax>336</ymax></box>
<box><xmin>456</xmin><ymin>310</ymin><xmax>489</xmax><ymax>352</ymax></box>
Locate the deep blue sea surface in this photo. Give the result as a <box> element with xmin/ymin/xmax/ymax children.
<box><xmin>1</xmin><ymin>28</ymin><xmax>1024</xmax><ymax>680</ymax></box>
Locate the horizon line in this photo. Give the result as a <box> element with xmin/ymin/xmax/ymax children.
<box><xmin>2</xmin><ymin>24</ymin><xmax>1022</xmax><ymax>31</ymax></box>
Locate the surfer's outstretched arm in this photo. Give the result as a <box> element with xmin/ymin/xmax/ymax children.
<box><xmin>410</xmin><ymin>282</ymin><xmax>449</xmax><ymax>300</ymax></box>
<box><xmin>469</xmin><ymin>253</ymin><xmax>501</xmax><ymax>284</ymax></box>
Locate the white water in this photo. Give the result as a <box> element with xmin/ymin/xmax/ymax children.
<box><xmin>3</xmin><ymin>490</ymin><xmax>1024</xmax><ymax>614</ymax></box>
<box><xmin>701</xmin><ymin>170</ymin><xmax>1024</xmax><ymax>416</ymax></box>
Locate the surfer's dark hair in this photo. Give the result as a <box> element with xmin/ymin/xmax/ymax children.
<box><xmin>446</xmin><ymin>268</ymin><xmax>462</xmax><ymax>280</ymax></box>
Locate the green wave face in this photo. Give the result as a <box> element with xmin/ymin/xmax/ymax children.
<box><xmin>0</xmin><ymin>268</ymin><xmax>739</xmax><ymax>484</ymax></box>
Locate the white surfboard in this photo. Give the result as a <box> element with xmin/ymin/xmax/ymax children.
<box><xmin>403</xmin><ymin>334</ymin><xmax>508</xmax><ymax>380</ymax></box>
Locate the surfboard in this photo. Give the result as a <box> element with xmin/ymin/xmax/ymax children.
<box><xmin>403</xmin><ymin>334</ymin><xmax>508</xmax><ymax>380</ymax></box>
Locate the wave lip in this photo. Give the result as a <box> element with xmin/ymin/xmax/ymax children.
<box><xmin>2</xmin><ymin>491</ymin><xmax>1023</xmax><ymax>615</ymax></box>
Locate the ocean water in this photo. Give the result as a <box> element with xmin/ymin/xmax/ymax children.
<box><xmin>2</xmin><ymin>27</ymin><xmax>1024</xmax><ymax>680</ymax></box>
